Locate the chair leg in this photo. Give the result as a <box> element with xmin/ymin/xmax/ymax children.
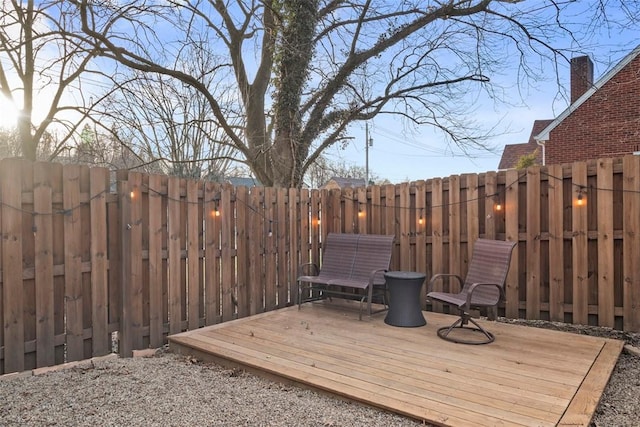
<box><xmin>436</xmin><ymin>313</ymin><xmax>496</xmax><ymax>345</ymax></box>
<box><xmin>358</xmin><ymin>295</ymin><xmax>366</xmax><ymax>321</ymax></box>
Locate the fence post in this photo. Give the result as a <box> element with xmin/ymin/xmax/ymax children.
<box><xmin>623</xmin><ymin>155</ymin><xmax>640</xmax><ymax>331</ymax></box>
<box><xmin>118</xmin><ymin>180</ymin><xmax>133</xmax><ymax>357</ymax></box>
<box><xmin>89</xmin><ymin>167</ymin><xmax>110</xmax><ymax>356</ymax></box>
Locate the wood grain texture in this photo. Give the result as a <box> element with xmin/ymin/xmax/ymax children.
<box><xmin>170</xmin><ymin>303</ymin><xmax>622</xmax><ymax>427</ymax></box>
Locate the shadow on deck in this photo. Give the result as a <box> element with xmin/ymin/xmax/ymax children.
<box><xmin>168</xmin><ymin>301</ymin><xmax>622</xmax><ymax>427</ymax></box>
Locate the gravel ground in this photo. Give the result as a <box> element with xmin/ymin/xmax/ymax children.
<box><xmin>1</xmin><ymin>320</ymin><xmax>639</xmax><ymax>427</ymax></box>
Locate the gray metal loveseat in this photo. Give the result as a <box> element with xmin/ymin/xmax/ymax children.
<box><xmin>297</xmin><ymin>233</ymin><xmax>394</xmax><ymax>320</ymax></box>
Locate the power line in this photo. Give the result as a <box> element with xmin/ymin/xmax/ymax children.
<box><xmin>1</xmin><ymin>168</ymin><xmax>638</xmax><ymax>220</ymax></box>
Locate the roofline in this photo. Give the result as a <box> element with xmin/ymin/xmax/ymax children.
<box><xmin>534</xmin><ymin>44</ymin><xmax>640</xmax><ymax>142</ymax></box>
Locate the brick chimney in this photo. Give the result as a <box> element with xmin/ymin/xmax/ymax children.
<box><xmin>570</xmin><ymin>55</ymin><xmax>594</xmax><ymax>103</ymax></box>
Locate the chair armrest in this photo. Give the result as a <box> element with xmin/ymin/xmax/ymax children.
<box><xmin>298</xmin><ymin>262</ymin><xmax>319</xmax><ymax>277</ymax></box>
<box><xmin>427</xmin><ymin>273</ymin><xmax>464</xmax><ymax>293</ymax></box>
<box><xmin>464</xmin><ymin>282</ymin><xmax>504</xmax><ymax>311</ymax></box>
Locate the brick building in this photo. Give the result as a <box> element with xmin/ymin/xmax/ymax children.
<box><xmin>499</xmin><ymin>45</ymin><xmax>640</xmax><ymax>169</ymax></box>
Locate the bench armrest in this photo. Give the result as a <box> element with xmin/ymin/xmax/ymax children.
<box><xmin>298</xmin><ymin>262</ymin><xmax>319</xmax><ymax>277</ymax></box>
<box><xmin>368</xmin><ymin>268</ymin><xmax>388</xmax><ymax>286</ymax></box>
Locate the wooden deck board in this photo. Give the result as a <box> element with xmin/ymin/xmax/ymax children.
<box><xmin>169</xmin><ymin>302</ymin><xmax>623</xmax><ymax>427</ymax></box>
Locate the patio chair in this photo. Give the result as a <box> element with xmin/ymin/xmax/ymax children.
<box><xmin>427</xmin><ymin>239</ymin><xmax>516</xmax><ymax>344</ymax></box>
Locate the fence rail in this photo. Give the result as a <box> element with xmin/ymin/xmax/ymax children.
<box><xmin>1</xmin><ymin>156</ymin><xmax>639</xmax><ymax>374</ymax></box>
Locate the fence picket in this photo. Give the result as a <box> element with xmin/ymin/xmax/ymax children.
<box><xmin>204</xmin><ymin>182</ymin><xmax>220</xmax><ymax>325</ymax></box>
<box><xmin>288</xmin><ymin>188</ymin><xmax>299</xmax><ymax>305</ymax></box>
<box><xmin>623</xmin><ymin>156</ymin><xmax>640</xmax><ymax>331</ymax></box>
<box><xmin>187</xmin><ymin>180</ymin><xmax>201</xmax><ymax>329</ymax></box>
<box><xmin>235</xmin><ymin>186</ymin><xmax>249</xmax><ymax>318</ymax></box>
<box><xmin>465</xmin><ymin>173</ymin><xmax>479</xmax><ymax>280</ymax></box>
<box><xmin>118</xmin><ymin>180</ymin><xmax>133</xmax><ymax>357</ymax></box>
<box><xmin>89</xmin><ymin>167</ymin><xmax>110</xmax><ymax>356</ymax></box>
<box><xmin>309</xmin><ymin>189</ymin><xmax>321</xmax><ymax>275</ymax></box>
<box><xmin>22</xmin><ymin>164</ymin><xmax>36</xmax><ymax>369</ymax></box>
<box><xmin>415</xmin><ymin>180</ymin><xmax>427</xmax><ymax>305</ymax></box>
<box><xmin>1</xmin><ymin>159</ymin><xmax>25</xmax><ymax>373</ymax></box>
<box><xmin>399</xmin><ymin>183</ymin><xmax>411</xmax><ymax>271</ymax></box>
<box><xmin>128</xmin><ymin>173</ymin><xmax>144</xmax><ymax>351</ymax></box>
<box><xmin>248</xmin><ymin>187</ymin><xmax>263</xmax><ymax>315</ymax></box>
<box><xmin>526</xmin><ymin>167</ymin><xmax>541</xmax><ymax>320</ymax></box>
<box><xmin>357</xmin><ymin>187</ymin><xmax>367</xmax><ymax>234</ymax></box>
<box><xmin>276</xmin><ymin>188</ymin><xmax>288</xmax><ymax>308</ymax></box>
<box><xmin>62</xmin><ymin>165</ymin><xmax>84</xmax><ymax>362</ymax></box>
<box><xmin>167</xmin><ymin>177</ymin><xmax>183</xmax><ymax>334</ymax></box>
<box><xmin>430</xmin><ymin>178</ymin><xmax>444</xmax><ymax>313</ymax></box>
<box><xmin>343</xmin><ymin>187</ymin><xmax>354</xmax><ymax>233</ymax></box>
<box><xmin>384</xmin><ymin>185</ymin><xmax>396</xmax><ymax>265</ymax></box>
<box><xmin>597</xmin><ymin>158</ymin><xmax>615</xmax><ymax>327</ymax></box>
<box><xmin>33</xmin><ymin>163</ymin><xmax>55</xmax><ymax>367</ymax></box>
<box><xmin>448</xmin><ymin>175</ymin><xmax>461</xmax><ymax>292</ymax></box>
<box><xmin>485</xmin><ymin>171</ymin><xmax>497</xmax><ymax>240</ymax></box>
<box><xmin>547</xmin><ymin>164</ymin><xmax>565</xmax><ymax>322</ymax></box>
<box><xmin>299</xmin><ymin>188</ymin><xmax>311</xmax><ymax>281</ymax></box>
<box><xmin>572</xmin><ymin>161</ymin><xmax>589</xmax><ymax>325</ymax></box>
<box><xmin>367</xmin><ymin>185</ymin><xmax>378</xmax><ymax>235</ymax></box>
<box><xmin>265</xmin><ymin>187</ymin><xmax>277</xmax><ymax>311</ymax></box>
<box><xmin>504</xmin><ymin>169</ymin><xmax>520</xmax><ymax>318</ymax></box>
<box><xmin>220</xmin><ymin>186</ymin><xmax>234</xmax><ymax>322</ymax></box>
<box><xmin>147</xmin><ymin>174</ymin><xmax>164</xmax><ymax>346</ymax></box>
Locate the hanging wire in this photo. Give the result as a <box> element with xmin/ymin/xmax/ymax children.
<box><xmin>3</xmin><ymin>167</ymin><xmax>640</xmax><ymax>220</ymax></box>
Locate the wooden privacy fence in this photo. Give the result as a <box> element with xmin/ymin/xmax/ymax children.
<box><xmin>1</xmin><ymin>155</ymin><xmax>640</xmax><ymax>374</ymax></box>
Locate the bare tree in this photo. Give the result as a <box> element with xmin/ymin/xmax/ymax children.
<box><xmin>305</xmin><ymin>155</ymin><xmax>379</xmax><ymax>188</ymax></box>
<box><xmin>69</xmin><ymin>0</ymin><xmax>638</xmax><ymax>187</ymax></box>
<box><xmin>0</xmin><ymin>127</ymin><xmax>20</xmax><ymax>158</ymax></box>
<box><xmin>73</xmin><ymin>123</ymin><xmax>141</xmax><ymax>170</ymax></box>
<box><xmin>94</xmin><ymin>45</ymin><xmax>242</xmax><ymax>180</ymax></box>
<box><xmin>0</xmin><ymin>0</ymin><xmax>122</xmax><ymax>160</ymax></box>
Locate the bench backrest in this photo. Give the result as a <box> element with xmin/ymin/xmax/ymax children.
<box><xmin>350</xmin><ymin>234</ymin><xmax>395</xmax><ymax>284</ymax></box>
<box><xmin>320</xmin><ymin>233</ymin><xmax>394</xmax><ymax>283</ymax></box>
<box><xmin>318</xmin><ymin>233</ymin><xmax>359</xmax><ymax>279</ymax></box>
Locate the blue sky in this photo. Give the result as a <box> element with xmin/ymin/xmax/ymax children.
<box><xmin>329</xmin><ymin>36</ymin><xmax>639</xmax><ymax>183</ymax></box>
<box><xmin>2</xmin><ymin>2</ymin><xmax>638</xmax><ymax>184</ymax></box>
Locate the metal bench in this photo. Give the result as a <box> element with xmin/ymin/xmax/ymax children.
<box><xmin>297</xmin><ymin>233</ymin><xmax>394</xmax><ymax>320</ymax></box>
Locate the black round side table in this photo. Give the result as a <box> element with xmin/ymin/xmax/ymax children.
<box><xmin>384</xmin><ymin>271</ymin><xmax>427</xmax><ymax>327</ymax></box>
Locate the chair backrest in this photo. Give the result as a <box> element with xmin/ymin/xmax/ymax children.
<box><xmin>463</xmin><ymin>239</ymin><xmax>517</xmax><ymax>302</ymax></box>
<box><xmin>318</xmin><ymin>233</ymin><xmax>359</xmax><ymax>278</ymax></box>
<box><xmin>350</xmin><ymin>234</ymin><xmax>395</xmax><ymax>284</ymax></box>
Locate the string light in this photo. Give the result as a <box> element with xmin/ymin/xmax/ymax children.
<box><xmin>213</xmin><ymin>199</ymin><xmax>220</xmax><ymax>217</ymax></box>
<box><xmin>492</xmin><ymin>192</ymin><xmax>502</xmax><ymax>211</ymax></box>
<box><xmin>357</xmin><ymin>207</ymin><xmax>364</xmax><ymax>218</ymax></box>
<box><xmin>14</xmin><ymin>169</ymin><xmax>634</xmax><ymax>226</ymax></box>
<box><xmin>268</xmin><ymin>220</ymin><xmax>273</xmax><ymax>237</ymax></box>
<box><xmin>418</xmin><ymin>208</ymin><xmax>424</xmax><ymax>225</ymax></box>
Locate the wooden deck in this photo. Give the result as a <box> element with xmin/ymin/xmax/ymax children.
<box><xmin>168</xmin><ymin>301</ymin><xmax>623</xmax><ymax>427</ymax></box>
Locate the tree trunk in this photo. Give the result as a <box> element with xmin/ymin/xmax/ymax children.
<box><xmin>18</xmin><ymin>118</ymin><xmax>36</xmax><ymax>161</ymax></box>
<box><xmin>20</xmin><ymin>0</ymin><xmax>37</xmax><ymax>161</ymax></box>
<box><xmin>267</xmin><ymin>0</ymin><xmax>318</xmax><ymax>188</ymax></box>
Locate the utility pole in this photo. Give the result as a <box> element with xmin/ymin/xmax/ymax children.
<box><xmin>365</xmin><ymin>122</ymin><xmax>373</xmax><ymax>186</ymax></box>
